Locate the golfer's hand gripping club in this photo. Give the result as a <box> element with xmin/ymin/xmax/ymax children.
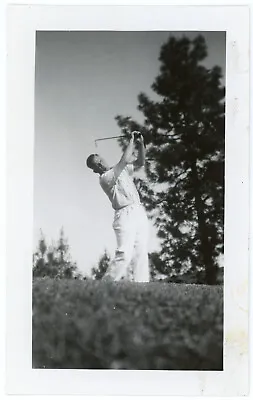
<box><xmin>126</xmin><ymin>130</ymin><xmax>143</xmax><ymax>143</ymax></box>
<box><xmin>129</xmin><ymin>131</ymin><xmax>145</xmax><ymax>148</ymax></box>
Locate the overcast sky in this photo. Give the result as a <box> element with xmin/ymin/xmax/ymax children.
<box><xmin>34</xmin><ymin>31</ymin><xmax>225</xmax><ymax>275</ymax></box>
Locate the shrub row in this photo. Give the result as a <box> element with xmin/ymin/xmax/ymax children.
<box><xmin>33</xmin><ymin>278</ymin><xmax>223</xmax><ymax>370</ymax></box>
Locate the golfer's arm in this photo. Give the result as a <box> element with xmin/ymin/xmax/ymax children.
<box><xmin>134</xmin><ymin>141</ymin><xmax>145</xmax><ymax>169</ymax></box>
<box><xmin>113</xmin><ymin>137</ymin><xmax>135</xmax><ymax>179</ymax></box>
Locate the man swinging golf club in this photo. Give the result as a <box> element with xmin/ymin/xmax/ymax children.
<box><xmin>86</xmin><ymin>132</ymin><xmax>150</xmax><ymax>282</ymax></box>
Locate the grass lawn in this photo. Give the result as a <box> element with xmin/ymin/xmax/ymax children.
<box><xmin>32</xmin><ymin>278</ymin><xmax>223</xmax><ymax>370</ymax></box>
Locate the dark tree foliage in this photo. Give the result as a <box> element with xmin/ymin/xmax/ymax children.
<box><xmin>116</xmin><ymin>35</ymin><xmax>225</xmax><ymax>284</ymax></box>
<box><xmin>33</xmin><ymin>228</ymin><xmax>82</xmax><ymax>279</ymax></box>
<box><xmin>91</xmin><ymin>250</ymin><xmax>111</xmax><ymax>280</ymax></box>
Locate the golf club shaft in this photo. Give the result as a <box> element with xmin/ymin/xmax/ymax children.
<box><xmin>95</xmin><ymin>135</ymin><xmax>126</xmax><ymax>143</ymax></box>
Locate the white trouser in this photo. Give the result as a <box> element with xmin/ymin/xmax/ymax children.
<box><xmin>103</xmin><ymin>204</ymin><xmax>150</xmax><ymax>282</ymax></box>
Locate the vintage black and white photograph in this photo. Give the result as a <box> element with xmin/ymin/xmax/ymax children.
<box><xmin>32</xmin><ymin>30</ymin><xmax>225</xmax><ymax>371</ymax></box>
<box><xmin>5</xmin><ymin>3</ymin><xmax>250</xmax><ymax>396</ymax></box>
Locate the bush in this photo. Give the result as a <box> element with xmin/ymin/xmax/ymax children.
<box><xmin>32</xmin><ymin>278</ymin><xmax>223</xmax><ymax>370</ymax></box>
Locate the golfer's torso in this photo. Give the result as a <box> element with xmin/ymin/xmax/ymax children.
<box><xmin>100</xmin><ymin>167</ymin><xmax>140</xmax><ymax>210</ymax></box>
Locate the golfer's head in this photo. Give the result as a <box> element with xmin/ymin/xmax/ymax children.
<box><xmin>86</xmin><ymin>154</ymin><xmax>108</xmax><ymax>174</ymax></box>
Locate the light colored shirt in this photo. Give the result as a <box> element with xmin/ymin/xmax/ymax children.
<box><xmin>99</xmin><ymin>164</ymin><xmax>141</xmax><ymax>210</ymax></box>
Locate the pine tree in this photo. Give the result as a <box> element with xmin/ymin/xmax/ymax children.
<box><xmin>116</xmin><ymin>35</ymin><xmax>225</xmax><ymax>284</ymax></box>
<box><xmin>91</xmin><ymin>250</ymin><xmax>111</xmax><ymax>280</ymax></box>
<box><xmin>33</xmin><ymin>229</ymin><xmax>82</xmax><ymax>279</ymax></box>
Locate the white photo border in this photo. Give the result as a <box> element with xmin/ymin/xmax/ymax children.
<box><xmin>6</xmin><ymin>4</ymin><xmax>249</xmax><ymax>396</ymax></box>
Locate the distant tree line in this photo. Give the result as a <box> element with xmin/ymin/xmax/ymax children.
<box><xmin>91</xmin><ymin>250</ymin><xmax>223</xmax><ymax>284</ymax></box>
<box><xmin>33</xmin><ymin>228</ymin><xmax>83</xmax><ymax>280</ymax></box>
<box><xmin>33</xmin><ymin>231</ymin><xmax>223</xmax><ymax>284</ymax></box>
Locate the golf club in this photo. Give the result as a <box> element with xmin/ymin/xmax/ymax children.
<box><xmin>95</xmin><ymin>135</ymin><xmax>125</xmax><ymax>147</ymax></box>
<box><xmin>94</xmin><ymin>131</ymin><xmax>142</xmax><ymax>147</ymax></box>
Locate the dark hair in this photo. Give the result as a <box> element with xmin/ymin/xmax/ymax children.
<box><xmin>86</xmin><ymin>154</ymin><xmax>97</xmax><ymax>169</ymax></box>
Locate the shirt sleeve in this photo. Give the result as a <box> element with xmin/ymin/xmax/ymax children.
<box><xmin>126</xmin><ymin>163</ymin><xmax>134</xmax><ymax>176</ymax></box>
<box><xmin>100</xmin><ymin>168</ymin><xmax>116</xmax><ymax>189</ymax></box>
<box><xmin>100</xmin><ymin>164</ymin><xmax>133</xmax><ymax>189</ymax></box>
